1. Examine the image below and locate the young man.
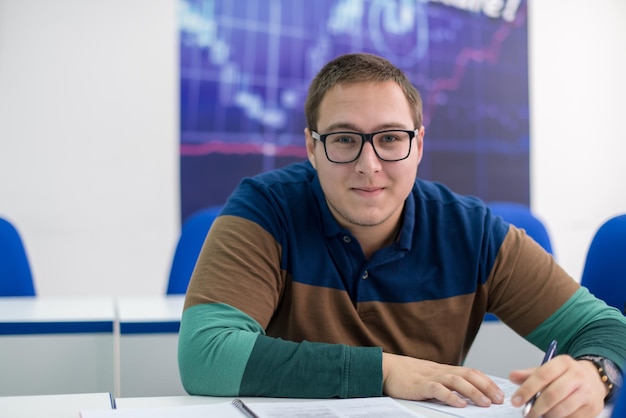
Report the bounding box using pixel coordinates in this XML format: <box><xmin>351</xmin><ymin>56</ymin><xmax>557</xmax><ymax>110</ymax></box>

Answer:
<box><xmin>178</xmin><ymin>53</ymin><xmax>625</xmax><ymax>417</ymax></box>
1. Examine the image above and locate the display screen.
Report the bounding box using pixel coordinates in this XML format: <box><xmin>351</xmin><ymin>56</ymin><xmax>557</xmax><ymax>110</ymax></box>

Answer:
<box><xmin>179</xmin><ymin>0</ymin><xmax>529</xmax><ymax>222</ymax></box>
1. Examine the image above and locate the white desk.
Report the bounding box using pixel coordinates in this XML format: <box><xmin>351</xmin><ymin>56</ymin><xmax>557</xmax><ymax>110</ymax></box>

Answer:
<box><xmin>116</xmin><ymin>296</ymin><xmax>186</xmax><ymax>397</ymax></box>
<box><xmin>0</xmin><ymin>392</ymin><xmax>113</xmax><ymax>418</ymax></box>
<box><xmin>0</xmin><ymin>391</ymin><xmax>612</xmax><ymax>418</ymax></box>
<box><xmin>0</xmin><ymin>297</ymin><xmax>116</xmax><ymax>396</ymax></box>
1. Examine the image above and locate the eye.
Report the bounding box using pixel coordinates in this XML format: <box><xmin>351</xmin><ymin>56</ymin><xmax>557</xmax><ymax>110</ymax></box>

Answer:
<box><xmin>379</xmin><ymin>134</ymin><xmax>399</xmax><ymax>143</ymax></box>
<box><xmin>329</xmin><ymin>133</ymin><xmax>359</xmax><ymax>144</ymax></box>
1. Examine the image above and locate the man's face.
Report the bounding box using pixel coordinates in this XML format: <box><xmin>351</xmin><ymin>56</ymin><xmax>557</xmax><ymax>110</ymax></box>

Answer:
<box><xmin>305</xmin><ymin>81</ymin><xmax>424</xmax><ymax>233</ymax></box>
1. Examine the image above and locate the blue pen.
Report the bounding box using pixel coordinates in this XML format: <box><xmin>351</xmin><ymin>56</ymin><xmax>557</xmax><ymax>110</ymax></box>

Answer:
<box><xmin>522</xmin><ymin>339</ymin><xmax>558</xmax><ymax>417</ymax></box>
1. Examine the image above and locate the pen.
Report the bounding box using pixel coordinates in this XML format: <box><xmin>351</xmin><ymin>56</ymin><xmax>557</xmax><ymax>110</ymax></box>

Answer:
<box><xmin>522</xmin><ymin>339</ymin><xmax>558</xmax><ymax>417</ymax></box>
<box><xmin>232</xmin><ymin>398</ymin><xmax>260</xmax><ymax>418</ymax></box>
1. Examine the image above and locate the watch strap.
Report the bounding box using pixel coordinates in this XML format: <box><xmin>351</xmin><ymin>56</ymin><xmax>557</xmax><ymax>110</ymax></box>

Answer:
<box><xmin>576</xmin><ymin>355</ymin><xmax>621</xmax><ymax>402</ymax></box>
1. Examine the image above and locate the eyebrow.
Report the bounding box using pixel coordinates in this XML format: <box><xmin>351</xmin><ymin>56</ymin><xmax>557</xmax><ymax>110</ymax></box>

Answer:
<box><xmin>320</xmin><ymin>122</ymin><xmax>412</xmax><ymax>133</ymax></box>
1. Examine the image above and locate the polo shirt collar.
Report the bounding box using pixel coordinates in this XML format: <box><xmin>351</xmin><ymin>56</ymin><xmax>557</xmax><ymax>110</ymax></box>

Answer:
<box><xmin>312</xmin><ymin>176</ymin><xmax>343</xmax><ymax>238</ymax></box>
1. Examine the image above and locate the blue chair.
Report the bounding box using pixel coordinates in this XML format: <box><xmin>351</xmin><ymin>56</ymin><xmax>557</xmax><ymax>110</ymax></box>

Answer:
<box><xmin>0</xmin><ymin>216</ymin><xmax>36</xmax><ymax>296</ymax></box>
<box><xmin>166</xmin><ymin>206</ymin><xmax>223</xmax><ymax>295</ymax></box>
<box><xmin>488</xmin><ymin>201</ymin><xmax>554</xmax><ymax>255</ymax></box>
<box><xmin>485</xmin><ymin>202</ymin><xmax>554</xmax><ymax>321</ymax></box>
<box><xmin>581</xmin><ymin>214</ymin><xmax>626</xmax><ymax>314</ymax></box>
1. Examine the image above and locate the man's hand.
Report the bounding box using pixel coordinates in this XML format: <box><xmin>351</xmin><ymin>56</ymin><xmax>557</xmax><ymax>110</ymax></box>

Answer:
<box><xmin>381</xmin><ymin>352</ymin><xmax>505</xmax><ymax>407</ymax></box>
<box><xmin>509</xmin><ymin>355</ymin><xmax>607</xmax><ymax>418</ymax></box>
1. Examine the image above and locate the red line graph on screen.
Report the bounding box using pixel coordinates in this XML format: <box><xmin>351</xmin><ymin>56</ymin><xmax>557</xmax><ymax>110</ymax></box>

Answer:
<box><xmin>422</xmin><ymin>5</ymin><xmax>527</xmax><ymax>127</ymax></box>
<box><xmin>180</xmin><ymin>141</ymin><xmax>307</xmax><ymax>157</ymax></box>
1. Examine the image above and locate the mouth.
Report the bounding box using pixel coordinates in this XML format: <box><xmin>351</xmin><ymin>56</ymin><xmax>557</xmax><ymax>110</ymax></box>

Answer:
<box><xmin>352</xmin><ymin>187</ymin><xmax>385</xmax><ymax>196</ymax></box>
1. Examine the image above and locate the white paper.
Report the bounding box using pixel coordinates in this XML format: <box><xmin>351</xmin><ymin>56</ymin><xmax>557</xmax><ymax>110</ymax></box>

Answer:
<box><xmin>244</xmin><ymin>397</ymin><xmax>428</xmax><ymax>418</ymax></box>
<box><xmin>410</xmin><ymin>375</ymin><xmax>523</xmax><ymax>417</ymax></box>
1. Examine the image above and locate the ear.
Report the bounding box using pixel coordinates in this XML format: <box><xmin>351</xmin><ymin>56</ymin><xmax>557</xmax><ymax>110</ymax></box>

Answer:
<box><xmin>305</xmin><ymin>128</ymin><xmax>317</xmax><ymax>169</ymax></box>
<box><xmin>415</xmin><ymin>125</ymin><xmax>425</xmax><ymax>165</ymax></box>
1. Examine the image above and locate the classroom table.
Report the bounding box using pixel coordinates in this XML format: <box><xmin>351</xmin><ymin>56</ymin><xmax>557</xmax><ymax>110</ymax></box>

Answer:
<box><xmin>0</xmin><ymin>297</ymin><xmax>116</xmax><ymax>396</ymax></box>
<box><xmin>115</xmin><ymin>295</ymin><xmax>186</xmax><ymax>397</ymax></box>
<box><xmin>0</xmin><ymin>296</ymin><xmax>185</xmax><ymax>398</ymax></box>
<box><xmin>0</xmin><ymin>390</ymin><xmax>614</xmax><ymax>417</ymax></box>
<box><xmin>0</xmin><ymin>392</ymin><xmax>113</xmax><ymax>418</ymax></box>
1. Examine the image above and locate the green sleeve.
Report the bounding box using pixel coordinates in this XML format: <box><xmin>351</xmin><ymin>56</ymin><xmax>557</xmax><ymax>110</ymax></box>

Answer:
<box><xmin>178</xmin><ymin>303</ymin><xmax>383</xmax><ymax>397</ymax></box>
<box><xmin>526</xmin><ymin>287</ymin><xmax>626</xmax><ymax>370</ymax></box>
<box><xmin>240</xmin><ymin>334</ymin><xmax>382</xmax><ymax>398</ymax></box>
<box><xmin>178</xmin><ymin>303</ymin><xmax>260</xmax><ymax>395</ymax></box>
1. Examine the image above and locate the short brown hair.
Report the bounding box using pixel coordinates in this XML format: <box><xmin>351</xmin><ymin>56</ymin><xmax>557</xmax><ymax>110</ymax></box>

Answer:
<box><xmin>304</xmin><ymin>53</ymin><xmax>423</xmax><ymax>131</ymax></box>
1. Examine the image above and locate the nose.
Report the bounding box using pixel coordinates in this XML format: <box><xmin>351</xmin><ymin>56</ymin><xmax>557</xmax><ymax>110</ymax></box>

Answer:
<box><xmin>354</xmin><ymin>141</ymin><xmax>382</xmax><ymax>174</ymax></box>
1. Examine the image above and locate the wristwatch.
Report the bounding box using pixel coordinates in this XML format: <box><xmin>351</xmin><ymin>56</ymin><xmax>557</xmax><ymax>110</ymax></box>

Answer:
<box><xmin>576</xmin><ymin>355</ymin><xmax>623</xmax><ymax>402</ymax></box>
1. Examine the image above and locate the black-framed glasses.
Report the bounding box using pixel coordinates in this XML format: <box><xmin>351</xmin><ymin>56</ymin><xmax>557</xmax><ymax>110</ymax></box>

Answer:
<box><xmin>311</xmin><ymin>129</ymin><xmax>418</xmax><ymax>163</ymax></box>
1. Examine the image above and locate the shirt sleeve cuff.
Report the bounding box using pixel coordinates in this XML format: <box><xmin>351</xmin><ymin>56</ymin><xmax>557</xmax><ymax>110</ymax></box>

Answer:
<box><xmin>345</xmin><ymin>346</ymin><xmax>383</xmax><ymax>398</ymax></box>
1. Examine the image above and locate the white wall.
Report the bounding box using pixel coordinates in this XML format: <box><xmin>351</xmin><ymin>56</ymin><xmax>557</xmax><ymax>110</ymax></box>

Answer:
<box><xmin>0</xmin><ymin>0</ymin><xmax>179</xmax><ymax>296</ymax></box>
<box><xmin>0</xmin><ymin>0</ymin><xmax>624</xmax><ymax>297</ymax></box>
<box><xmin>529</xmin><ymin>1</ymin><xmax>626</xmax><ymax>280</ymax></box>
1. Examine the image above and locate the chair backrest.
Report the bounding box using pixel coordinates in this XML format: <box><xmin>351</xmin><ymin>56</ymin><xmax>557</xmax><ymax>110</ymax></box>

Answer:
<box><xmin>0</xmin><ymin>216</ymin><xmax>36</xmax><ymax>297</ymax></box>
<box><xmin>581</xmin><ymin>214</ymin><xmax>626</xmax><ymax>314</ymax></box>
<box><xmin>166</xmin><ymin>206</ymin><xmax>223</xmax><ymax>295</ymax></box>
<box><xmin>488</xmin><ymin>201</ymin><xmax>554</xmax><ymax>255</ymax></box>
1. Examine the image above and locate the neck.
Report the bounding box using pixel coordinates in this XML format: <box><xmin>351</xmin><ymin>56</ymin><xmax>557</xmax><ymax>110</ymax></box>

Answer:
<box><xmin>350</xmin><ymin>216</ymin><xmax>402</xmax><ymax>260</ymax></box>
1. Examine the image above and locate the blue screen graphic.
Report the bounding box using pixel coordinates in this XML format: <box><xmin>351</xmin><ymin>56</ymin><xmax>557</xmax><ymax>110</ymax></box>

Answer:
<box><xmin>179</xmin><ymin>0</ymin><xmax>529</xmax><ymax>221</ymax></box>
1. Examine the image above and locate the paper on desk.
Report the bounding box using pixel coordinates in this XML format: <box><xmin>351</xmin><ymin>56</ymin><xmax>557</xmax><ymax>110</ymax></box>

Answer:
<box><xmin>244</xmin><ymin>397</ymin><xmax>428</xmax><ymax>417</ymax></box>
<box><xmin>79</xmin><ymin>397</ymin><xmax>428</xmax><ymax>418</ymax></box>
<box><xmin>410</xmin><ymin>375</ymin><xmax>523</xmax><ymax>417</ymax></box>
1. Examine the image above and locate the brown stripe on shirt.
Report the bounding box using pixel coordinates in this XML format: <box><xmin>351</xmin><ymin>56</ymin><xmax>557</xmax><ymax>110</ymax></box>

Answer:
<box><xmin>484</xmin><ymin>225</ymin><xmax>580</xmax><ymax>336</ymax></box>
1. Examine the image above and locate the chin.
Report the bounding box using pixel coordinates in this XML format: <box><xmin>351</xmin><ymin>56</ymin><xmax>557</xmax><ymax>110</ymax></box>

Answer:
<box><xmin>345</xmin><ymin>210</ymin><xmax>390</xmax><ymax>228</ymax></box>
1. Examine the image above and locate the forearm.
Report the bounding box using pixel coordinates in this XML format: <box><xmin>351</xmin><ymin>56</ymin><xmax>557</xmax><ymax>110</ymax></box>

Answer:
<box><xmin>178</xmin><ymin>302</ymin><xmax>383</xmax><ymax>398</ymax></box>
<box><xmin>526</xmin><ymin>287</ymin><xmax>626</xmax><ymax>369</ymax></box>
